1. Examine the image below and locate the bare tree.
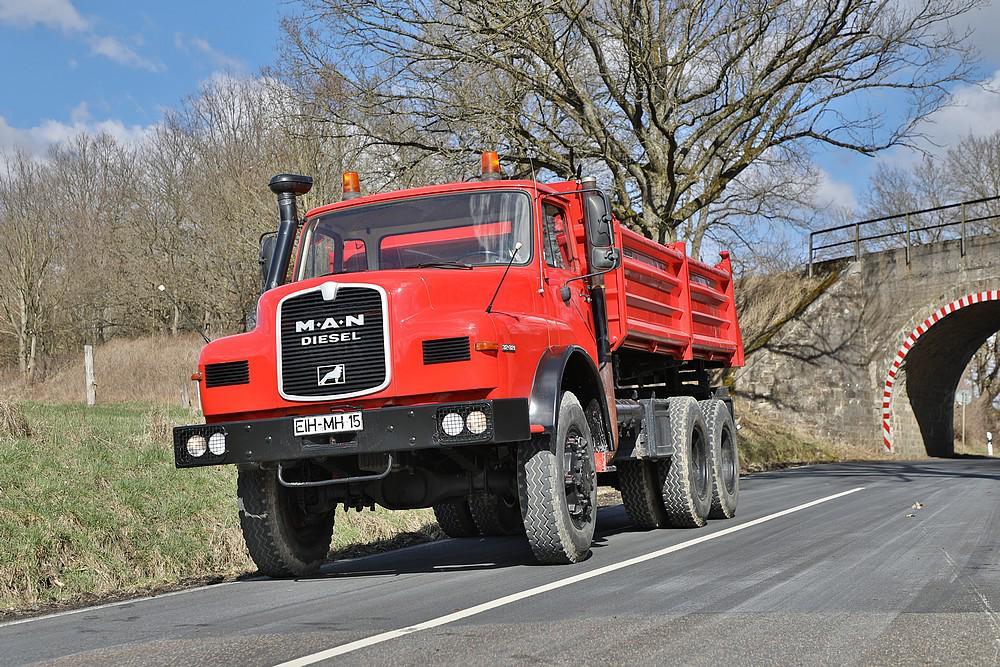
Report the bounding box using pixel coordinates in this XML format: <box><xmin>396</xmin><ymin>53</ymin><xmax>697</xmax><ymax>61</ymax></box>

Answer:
<box><xmin>279</xmin><ymin>0</ymin><xmax>982</xmax><ymax>244</ymax></box>
<box><xmin>0</xmin><ymin>153</ymin><xmax>57</xmax><ymax>379</ymax></box>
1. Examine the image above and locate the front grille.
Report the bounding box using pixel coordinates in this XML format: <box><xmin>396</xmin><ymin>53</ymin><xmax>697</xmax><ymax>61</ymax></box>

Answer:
<box><xmin>204</xmin><ymin>361</ymin><xmax>249</xmax><ymax>388</ymax></box>
<box><xmin>278</xmin><ymin>284</ymin><xmax>388</xmax><ymax>400</ymax></box>
<box><xmin>423</xmin><ymin>336</ymin><xmax>470</xmax><ymax>364</ymax></box>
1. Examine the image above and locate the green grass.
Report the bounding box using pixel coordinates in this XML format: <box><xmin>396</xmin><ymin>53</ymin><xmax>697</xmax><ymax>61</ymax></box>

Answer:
<box><xmin>0</xmin><ymin>403</ymin><xmax>438</xmax><ymax>614</ymax></box>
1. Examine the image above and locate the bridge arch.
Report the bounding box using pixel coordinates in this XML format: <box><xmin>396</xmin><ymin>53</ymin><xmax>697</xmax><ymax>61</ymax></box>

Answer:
<box><xmin>882</xmin><ymin>290</ymin><xmax>1000</xmax><ymax>455</ymax></box>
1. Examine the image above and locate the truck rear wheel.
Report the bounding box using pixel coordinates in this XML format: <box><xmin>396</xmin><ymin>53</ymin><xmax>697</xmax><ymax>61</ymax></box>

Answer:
<box><xmin>469</xmin><ymin>493</ymin><xmax>524</xmax><ymax>536</ymax></box>
<box><xmin>433</xmin><ymin>501</ymin><xmax>480</xmax><ymax>537</ymax></box>
<box><xmin>700</xmin><ymin>399</ymin><xmax>740</xmax><ymax>519</ymax></box>
<box><xmin>236</xmin><ymin>466</ymin><xmax>335</xmax><ymax>577</ymax></box>
<box><xmin>618</xmin><ymin>460</ymin><xmax>668</xmax><ymax>529</ymax></box>
<box><xmin>517</xmin><ymin>391</ymin><xmax>597</xmax><ymax>564</ymax></box>
<box><xmin>658</xmin><ymin>397</ymin><xmax>712</xmax><ymax>528</ymax></box>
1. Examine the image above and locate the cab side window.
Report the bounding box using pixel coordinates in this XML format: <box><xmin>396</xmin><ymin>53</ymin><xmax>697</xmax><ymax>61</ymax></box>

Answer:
<box><xmin>543</xmin><ymin>204</ymin><xmax>571</xmax><ymax>269</ymax></box>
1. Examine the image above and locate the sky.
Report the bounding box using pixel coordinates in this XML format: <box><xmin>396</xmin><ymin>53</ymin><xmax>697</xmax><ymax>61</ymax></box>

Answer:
<box><xmin>2</xmin><ymin>0</ymin><xmax>1000</xmax><ymax>218</ymax></box>
<box><xmin>0</xmin><ymin>0</ymin><xmax>281</xmax><ymax>155</ymax></box>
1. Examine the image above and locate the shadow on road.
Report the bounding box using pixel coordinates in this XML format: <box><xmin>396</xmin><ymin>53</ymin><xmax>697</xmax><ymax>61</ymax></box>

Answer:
<box><xmin>746</xmin><ymin>458</ymin><xmax>1000</xmax><ymax>484</ymax></box>
<box><xmin>307</xmin><ymin>504</ymin><xmax>639</xmax><ymax>580</ymax></box>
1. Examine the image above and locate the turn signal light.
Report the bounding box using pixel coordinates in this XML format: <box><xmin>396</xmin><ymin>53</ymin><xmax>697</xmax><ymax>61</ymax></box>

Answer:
<box><xmin>480</xmin><ymin>151</ymin><xmax>501</xmax><ymax>181</ymax></box>
<box><xmin>475</xmin><ymin>341</ymin><xmax>499</xmax><ymax>352</ymax></box>
<box><xmin>342</xmin><ymin>171</ymin><xmax>361</xmax><ymax>200</ymax></box>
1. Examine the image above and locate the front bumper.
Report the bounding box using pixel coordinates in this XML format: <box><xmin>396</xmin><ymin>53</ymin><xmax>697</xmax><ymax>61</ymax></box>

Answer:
<box><xmin>173</xmin><ymin>398</ymin><xmax>530</xmax><ymax>468</ymax></box>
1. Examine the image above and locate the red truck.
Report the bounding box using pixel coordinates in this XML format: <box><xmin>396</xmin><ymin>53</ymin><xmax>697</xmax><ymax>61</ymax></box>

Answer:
<box><xmin>174</xmin><ymin>153</ymin><xmax>744</xmax><ymax>575</ymax></box>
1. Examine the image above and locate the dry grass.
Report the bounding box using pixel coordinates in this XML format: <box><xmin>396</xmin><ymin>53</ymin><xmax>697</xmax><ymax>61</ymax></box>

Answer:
<box><xmin>7</xmin><ymin>335</ymin><xmax>203</xmax><ymax>406</ymax></box>
<box><xmin>735</xmin><ymin>400</ymin><xmax>890</xmax><ymax>470</ymax></box>
<box><xmin>0</xmin><ymin>400</ymin><xmax>29</xmax><ymax>437</ymax></box>
<box><xmin>735</xmin><ymin>270</ymin><xmax>839</xmax><ymax>357</ymax></box>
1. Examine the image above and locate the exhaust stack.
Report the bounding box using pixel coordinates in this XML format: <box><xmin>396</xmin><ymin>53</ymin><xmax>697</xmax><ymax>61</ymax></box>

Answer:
<box><xmin>265</xmin><ymin>173</ymin><xmax>313</xmax><ymax>291</ymax></box>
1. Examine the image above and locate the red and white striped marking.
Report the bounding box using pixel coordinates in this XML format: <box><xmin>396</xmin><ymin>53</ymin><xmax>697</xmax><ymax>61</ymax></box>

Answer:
<box><xmin>881</xmin><ymin>290</ymin><xmax>1000</xmax><ymax>452</ymax></box>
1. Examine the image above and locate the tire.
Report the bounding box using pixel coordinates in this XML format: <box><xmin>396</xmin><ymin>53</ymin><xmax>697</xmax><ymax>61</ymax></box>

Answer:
<box><xmin>618</xmin><ymin>459</ymin><xmax>668</xmax><ymax>529</ymax></box>
<box><xmin>517</xmin><ymin>391</ymin><xmax>597</xmax><ymax>564</ymax></box>
<box><xmin>700</xmin><ymin>399</ymin><xmax>740</xmax><ymax>519</ymax></box>
<box><xmin>468</xmin><ymin>493</ymin><xmax>524</xmax><ymax>536</ymax></box>
<box><xmin>236</xmin><ymin>466</ymin><xmax>335</xmax><ymax>577</ymax></box>
<box><xmin>433</xmin><ymin>501</ymin><xmax>480</xmax><ymax>537</ymax></box>
<box><xmin>658</xmin><ymin>396</ymin><xmax>712</xmax><ymax>528</ymax></box>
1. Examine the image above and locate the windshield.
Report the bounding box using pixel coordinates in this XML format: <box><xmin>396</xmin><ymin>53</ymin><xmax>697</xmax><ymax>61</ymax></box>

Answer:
<box><xmin>297</xmin><ymin>190</ymin><xmax>532</xmax><ymax>279</ymax></box>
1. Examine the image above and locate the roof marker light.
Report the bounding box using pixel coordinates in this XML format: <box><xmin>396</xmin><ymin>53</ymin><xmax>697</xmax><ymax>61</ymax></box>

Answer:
<box><xmin>342</xmin><ymin>171</ymin><xmax>361</xmax><ymax>200</ymax></box>
<box><xmin>480</xmin><ymin>151</ymin><xmax>501</xmax><ymax>181</ymax></box>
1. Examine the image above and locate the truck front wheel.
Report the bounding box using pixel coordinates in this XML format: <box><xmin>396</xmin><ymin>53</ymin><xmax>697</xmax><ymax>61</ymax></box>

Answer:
<box><xmin>469</xmin><ymin>492</ymin><xmax>524</xmax><ymax>536</ymax></box>
<box><xmin>236</xmin><ymin>466</ymin><xmax>335</xmax><ymax>577</ymax></box>
<box><xmin>517</xmin><ymin>391</ymin><xmax>597</xmax><ymax>564</ymax></box>
<box><xmin>433</xmin><ymin>501</ymin><xmax>480</xmax><ymax>537</ymax></box>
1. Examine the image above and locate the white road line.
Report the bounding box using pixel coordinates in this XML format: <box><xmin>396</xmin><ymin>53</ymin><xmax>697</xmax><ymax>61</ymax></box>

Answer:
<box><xmin>275</xmin><ymin>486</ymin><xmax>866</xmax><ymax>666</ymax></box>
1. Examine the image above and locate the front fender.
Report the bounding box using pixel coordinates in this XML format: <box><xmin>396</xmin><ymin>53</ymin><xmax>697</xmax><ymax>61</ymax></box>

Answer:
<box><xmin>528</xmin><ymin>346</ymin><xmax>613</xmax><ymax>449</ymax></box>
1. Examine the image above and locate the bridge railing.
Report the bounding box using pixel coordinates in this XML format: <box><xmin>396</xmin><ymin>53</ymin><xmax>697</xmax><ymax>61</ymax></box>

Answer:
<box><xmin>807</xmin><ymin>196</ymin><xmax>1000</xmax><ymax>276</ymax></box>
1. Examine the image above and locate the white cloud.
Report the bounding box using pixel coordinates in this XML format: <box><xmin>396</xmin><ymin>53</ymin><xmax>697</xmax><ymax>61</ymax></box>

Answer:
<box><xmin>916</xmin><ymin>70</ymin><xmax>1000</xmax><ymax>150</ymax></box>
<box><xmin>0</xmin><ymin>0</ymin><xmax>87</xmax><ymax>32</ymax></box>
<box><xmin>953</xmin><ymin>3</ymin><xmax>1000</xmax><ymax>67</ymax></box>
<box><xmin>875</xmin><ymin>69</ymin><xmax>1000</xmax><ymax>170</ymax></box>
<box><xmin>89</xmin><ymin>35</ymin><xmax>163</xmax><ymax>72</ymax></box>
<box><xmin>69</xmin><ymin>101</ymin><xmax>89</xmax><ymax>123</ymax></box>
<box><xmin>813</xmin><ymin>168</ymin><xmax>858</xmax><ymax>213</ymax></box>
<box><xmin>174</xmin><ymin>33</ymin><xmax>244</xmax><ymax>71</ymax></box>
<box><xmin>0</xmin><ymin>112</ymin><xmax>154</xmax><ymax>161</ymax></box>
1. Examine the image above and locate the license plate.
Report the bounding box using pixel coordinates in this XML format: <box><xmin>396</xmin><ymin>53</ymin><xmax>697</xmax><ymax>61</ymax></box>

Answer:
<box><xmin>293</xmin><ymin>412</ymin><xmax>363</xmax><ymax>437</ymax></box>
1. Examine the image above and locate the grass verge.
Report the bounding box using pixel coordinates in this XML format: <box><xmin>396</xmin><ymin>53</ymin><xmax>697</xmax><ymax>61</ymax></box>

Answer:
<box><xmin>736</xmin><ymin>404</ymin><xmax>887</xmax><ymax>471</ymax></box>
<box><xmin>0</xmin><ymin>403</ymin><xmax>440</xmax><ymax>617</ymax></box>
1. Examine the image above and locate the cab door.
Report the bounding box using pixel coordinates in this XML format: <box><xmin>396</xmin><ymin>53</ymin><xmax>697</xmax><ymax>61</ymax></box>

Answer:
<box><xmin>540</xmin><ymin>199</ymin><xmax>595</xmax><ymax>349</ymax></box>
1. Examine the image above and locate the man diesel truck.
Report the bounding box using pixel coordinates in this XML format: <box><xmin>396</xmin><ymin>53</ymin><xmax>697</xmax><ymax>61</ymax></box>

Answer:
<box><xmin>173</xmin><ymin>152</ymin><xmax>744</xmax><ymax>574</ymax></box>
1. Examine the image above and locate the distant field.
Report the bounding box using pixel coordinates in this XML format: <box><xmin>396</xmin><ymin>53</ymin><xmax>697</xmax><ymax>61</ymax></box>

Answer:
<box><xmin>0</xmin><ymin>403</ymin><xmax>439</xmax><ymax>615</ymax></box>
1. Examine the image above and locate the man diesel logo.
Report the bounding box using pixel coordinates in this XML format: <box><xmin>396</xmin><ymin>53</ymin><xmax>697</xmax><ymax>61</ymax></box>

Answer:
<box><xmin>317</xmin><ymin>364</ymin><xmax>346</xmax><ymax>386</ymax></box>
<box><xmin>295</xmin><ymin>314</ymin><xmax>365</xmax><ymax>346</ymax></box>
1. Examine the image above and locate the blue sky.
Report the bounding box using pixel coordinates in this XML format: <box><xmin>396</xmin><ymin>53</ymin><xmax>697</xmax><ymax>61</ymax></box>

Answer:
<box><xmin>2</xmin><ymin>0</ymin><xmax>1000</xmax><ymax>218</ymax></box>
<box><xmin>0</xmin><ymin>0</ymin><xmax>281</xmax><ymax>150</ymax></box>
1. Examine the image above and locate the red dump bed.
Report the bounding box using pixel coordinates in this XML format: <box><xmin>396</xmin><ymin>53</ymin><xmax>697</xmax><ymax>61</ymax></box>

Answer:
<box><xmin>603</xmin><ymin>227</ymin><xmax>744</xmax><ymax>366</ymax></box>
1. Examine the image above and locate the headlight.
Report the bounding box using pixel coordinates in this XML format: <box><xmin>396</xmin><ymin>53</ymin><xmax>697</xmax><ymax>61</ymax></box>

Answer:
<box><xmin>441</xmin><ymin>412</ymin><xmax>464</xmax><ymax>436</ymax></box>
<box><xmin>208</xmin><ymin>432</ymin><xmax>226</xmax><ymax>455</ymax></box>
<box><xmin>466</xmin><ymin>411</ymin><xmax>488</xmax><ymax>435</ymax></box>
<box><xmin>186</xmin><ymin>435</ymin><xmax>207</xmax><ymax>457</ymax></box>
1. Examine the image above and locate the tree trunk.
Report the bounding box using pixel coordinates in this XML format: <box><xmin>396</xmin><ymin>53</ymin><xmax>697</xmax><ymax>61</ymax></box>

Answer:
<box><xmin>26</xmin><ymin>333</ymin><xmax>37</xmax><ymax>382</ymax></box>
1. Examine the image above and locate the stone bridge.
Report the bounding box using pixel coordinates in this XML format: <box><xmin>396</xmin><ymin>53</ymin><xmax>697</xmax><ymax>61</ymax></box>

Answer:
<box><xmin>734</xmin><ymin>231</ymin><xmax>1000</xmax><ymax>457</ymax></box>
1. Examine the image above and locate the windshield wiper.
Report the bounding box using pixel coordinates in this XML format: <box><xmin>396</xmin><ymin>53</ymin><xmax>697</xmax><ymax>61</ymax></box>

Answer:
<box><xmin>406</xmin><ymin>261</ymin><xmax>473</xmax><ymax>270</ymax></box>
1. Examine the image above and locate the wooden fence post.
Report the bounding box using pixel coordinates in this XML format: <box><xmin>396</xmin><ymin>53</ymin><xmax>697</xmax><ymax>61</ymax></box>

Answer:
<box><xmin>84</xmin><ymin>345</ymin><xmax>96</xmax><ymax>407</ymax></box>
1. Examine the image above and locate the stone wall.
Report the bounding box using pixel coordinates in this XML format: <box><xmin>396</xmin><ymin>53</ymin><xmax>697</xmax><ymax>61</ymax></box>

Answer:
<box><xmin>734</xmin><ymin>232</ymin><xmax>1000</xmax><ymax>455</ymax></box>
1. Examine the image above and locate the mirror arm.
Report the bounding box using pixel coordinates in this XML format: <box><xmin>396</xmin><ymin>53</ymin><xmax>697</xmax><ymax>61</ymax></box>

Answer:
<box><xmin>563</xmin><ymin>262</ymin><xmax>616</xmax><ymax>287</ymax></box>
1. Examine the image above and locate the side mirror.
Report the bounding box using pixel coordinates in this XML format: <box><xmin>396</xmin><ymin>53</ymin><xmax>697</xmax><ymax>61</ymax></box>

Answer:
<box><xmin>583</xmin><ymin>188</ymin><xmax>620</xmax><ymax>271</ymax></box>
<box><xmin>259</xmin><ymin>232</ymin><xmax>277</xmax><ymax>290</ymax></box>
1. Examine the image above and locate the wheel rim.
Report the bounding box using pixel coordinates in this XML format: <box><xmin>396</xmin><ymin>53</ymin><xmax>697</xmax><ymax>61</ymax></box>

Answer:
<box><xmin>563</xmin><ymin>427</ymin><xmax>594</xmax><ymax>529</ymax></box>
<box><xmin>691</xmin><ymin>427</ymin><xmax>709</xmax><ymax>498</ymax></box>
<box><xmin>721</xmin><ymin>428</ymin><xmax>738</xmax><ymax>494</ymax></box>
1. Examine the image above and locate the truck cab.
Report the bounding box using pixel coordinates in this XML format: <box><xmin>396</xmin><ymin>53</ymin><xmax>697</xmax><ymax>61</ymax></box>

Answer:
<box><xmin>174</xmin><ymin>153</ymin><xmax>744</xmax><ymax>575</ymax></box>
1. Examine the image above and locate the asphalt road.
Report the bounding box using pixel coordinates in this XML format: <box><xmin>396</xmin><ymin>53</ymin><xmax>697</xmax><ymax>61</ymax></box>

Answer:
<box><xmin>3</xmin><ymin>459</ymin><xmax>999</xmax><ymax>666</ymax></box>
